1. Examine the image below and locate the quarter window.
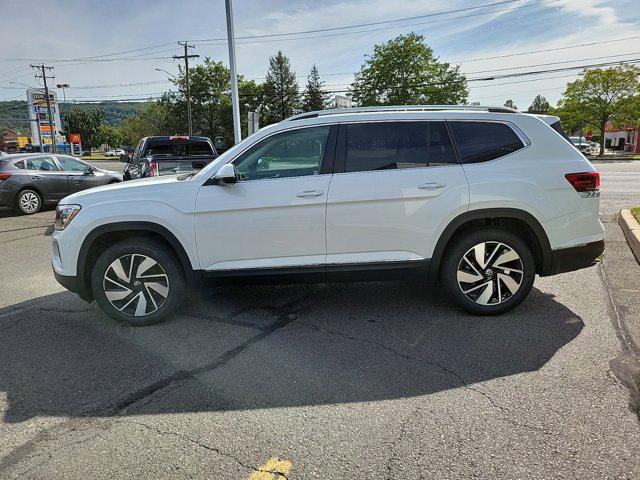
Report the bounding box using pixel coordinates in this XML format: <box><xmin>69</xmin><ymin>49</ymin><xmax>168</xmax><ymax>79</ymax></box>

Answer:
<box><xmin>449</xmin><ymin>122</ymin><xmax>525</xmax><ymax>163</ymax></box>
<box><xmin>344</xmin><ymin>122</ymin><xmax>456</xmax><ymax>173</ymax></box>
<box><xmin>234</xmin><ymin>126</ymin><xmax>330</xmax><ymax>181</ymax></box>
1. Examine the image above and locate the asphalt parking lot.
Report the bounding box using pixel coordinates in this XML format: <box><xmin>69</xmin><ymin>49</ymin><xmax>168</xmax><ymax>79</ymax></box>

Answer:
<box><xmin>1</xmin><ymin>160</ymin><xmax>639</xmax><ymax>479</ymax></box>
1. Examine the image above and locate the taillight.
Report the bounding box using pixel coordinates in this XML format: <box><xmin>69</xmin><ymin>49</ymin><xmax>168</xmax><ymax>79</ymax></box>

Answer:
<box><xmin>565</xmin><ymin>171</ymin><xmax>600</xmax><ymax>192</ymax></box>
<box><xmin>149</xmin><ymin>162</ymin><xmax>158</xmax><ymax>176</ymax></box>
<box><xmin>169</xmin><ymin>135</ymin><xmax>189</xmax><ymax>141</ymax></box>
<box><xmin>0</xmin><ymin>173</ymin><xmax>11</xmax><ymax>182</ymax></box>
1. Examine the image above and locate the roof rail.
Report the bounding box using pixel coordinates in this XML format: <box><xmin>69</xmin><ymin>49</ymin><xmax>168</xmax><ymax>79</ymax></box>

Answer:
<box><xmin>285</xmin><ymin>105</ymin><xmax>518</xmax><ymax>122</ymax></box>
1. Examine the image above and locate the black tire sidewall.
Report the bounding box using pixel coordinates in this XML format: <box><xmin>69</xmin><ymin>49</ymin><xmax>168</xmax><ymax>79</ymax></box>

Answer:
<box><xmin>91</xmin><ymin>238</ymin><xmax>185</xmax><ymax>326</ymax></box>
<box><xmin>441</xmin><ymin>228</ymin><xmax>535</xmax><ymax>315</ymax></box>
<box><xmin>15</xmin><ymin>189</ymin><xmax>41</xmax><ymax>214</ymax></box>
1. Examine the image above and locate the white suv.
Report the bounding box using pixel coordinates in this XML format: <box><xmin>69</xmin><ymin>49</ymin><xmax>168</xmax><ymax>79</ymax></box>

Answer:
<box><xmin>51</xmin><ymin>106</ymin><xmax>604</xmax><ymax>325</ymax></box>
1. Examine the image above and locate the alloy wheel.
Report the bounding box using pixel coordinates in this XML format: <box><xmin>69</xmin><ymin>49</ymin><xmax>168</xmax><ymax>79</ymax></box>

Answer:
<box><xmin>19</xmin><ymin>192</ymin><xmax>39</xmax><ymax>213</ymax></box>
<box><xmin>103</xmin><ymin>254</ymin><xmax>169</xmax><ymax>317</ymax></box>
<box><xmin>456</xmin><ymin>241</ymin><xmax>524</xmax><ymax>305</ymax></box>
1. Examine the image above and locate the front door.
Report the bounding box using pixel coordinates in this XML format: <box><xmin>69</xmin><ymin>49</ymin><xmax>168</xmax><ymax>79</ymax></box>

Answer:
<box><xmin>326</xmin><ymin>121</ymin><xmax>469</xmax><ymax>266</ymax></box>
<box><xmin>55</xmin><ymin>155</ymin><xmax>102</xmax><ymax>193</ymax></box>
<box><xmin>194</xmin><ymin>125</ymin><xmax>336</xmax><ymax>272</ymax></box>
<box><xmin>24</xmin><ymin>155</ymin><xmax>68</xmax><ymax>201</ymax></box>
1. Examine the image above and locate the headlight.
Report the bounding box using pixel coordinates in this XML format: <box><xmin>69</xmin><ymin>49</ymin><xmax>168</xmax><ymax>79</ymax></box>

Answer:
<box><xmin>54</xmin><ymin>204</ymin><xmax>81</xmax><ymax>231</ymax></box>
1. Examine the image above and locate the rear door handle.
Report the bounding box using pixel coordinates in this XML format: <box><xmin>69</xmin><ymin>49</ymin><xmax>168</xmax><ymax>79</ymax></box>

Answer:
<box><xmin>417</xmin><ymin>182</ymin><xmax>446</xmax><ymax>190</ymax></box>
<box><xmin>296</xmin><ymin>190</ymin><xmax>324</xmax><ymax>198</ymax></box>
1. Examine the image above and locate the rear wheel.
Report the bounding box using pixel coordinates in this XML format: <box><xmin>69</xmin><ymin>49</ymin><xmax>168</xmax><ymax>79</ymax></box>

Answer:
<box><xmin>441</xmin><ymin>228</ymin><xmax>535</xmax><ymax>315</ymax></box>
<box><xmin>15</xmin><ymin>189</ymin><xmax>41</xmax><ymax>214</ymax></box>
<box><xmin>91</xmin><ymin>238</ymin><xmax>185</xmax><ymax>326</ymax></box>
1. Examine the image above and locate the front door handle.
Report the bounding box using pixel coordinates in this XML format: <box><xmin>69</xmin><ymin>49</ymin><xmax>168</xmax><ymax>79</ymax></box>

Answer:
<box><xmin>296</xmin><ymin>190</ymin><xmax>324</xmax><ymax>198</ymax></box>
<box><xmin>417</xmin><ymin>182</ymin><xmax>446</xmax><ymax>190</ymax></box>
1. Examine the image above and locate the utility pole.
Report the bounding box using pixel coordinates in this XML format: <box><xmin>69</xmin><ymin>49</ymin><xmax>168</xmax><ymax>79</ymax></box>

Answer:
<box><xmin>173</xmin><ymin>42</ymin><xmax>199</xmax><ymax>135</ymax></box>
<box><xmin>31</xmin><ymin>64</ymin><xmax>56</xmax><ymax>153</ymax></box>
<box><xmin>225</xmin><ymin>0</ymin><xmax>242</xmax><ymax>144</ymax></box>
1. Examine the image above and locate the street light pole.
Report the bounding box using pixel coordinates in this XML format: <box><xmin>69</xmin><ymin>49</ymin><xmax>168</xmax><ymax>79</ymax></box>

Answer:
<box><xmin>56</xmin><ymin>83</ymin><xmax>69</xmax><ymax>133</ymax></box>
<box><xmin>225</xmin><ymin>0</ymin><xmax>242</xmax><ymax>145</ymax></box>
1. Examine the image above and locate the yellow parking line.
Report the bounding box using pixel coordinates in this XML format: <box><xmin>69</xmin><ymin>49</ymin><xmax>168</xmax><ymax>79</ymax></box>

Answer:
<box><xmin>245</xmin><ymin>456</ymin><xmax>292</xmax><ymax>480</ymax></box>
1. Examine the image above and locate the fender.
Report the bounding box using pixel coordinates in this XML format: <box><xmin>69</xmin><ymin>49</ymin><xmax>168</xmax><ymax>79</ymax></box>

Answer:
<box><xmin>76</xmin><ymin>221</ymin><xmax>198</xmax><ymax>300</ymax></box>
<box><xmin>428</xmin><ymin>208</ymin><xmax>552</xmax><ymax>280</ymax></box>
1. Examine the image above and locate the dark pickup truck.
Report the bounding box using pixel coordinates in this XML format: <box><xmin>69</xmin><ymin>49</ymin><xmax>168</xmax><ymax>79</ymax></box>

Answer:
<box><xmin>122</xmin><ymin>136</ymin><xmax>218</xmax><ymax>180</ymax></box>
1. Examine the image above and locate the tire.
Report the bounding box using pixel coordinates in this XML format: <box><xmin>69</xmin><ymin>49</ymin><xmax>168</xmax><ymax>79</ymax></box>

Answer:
<box><xmin>91</xmin><ymin>237</ymin><xmax>185</xmax><ymax>326</ymax></box>
<box><xmin>15</xmin><ymin>189</ymin><xmax>42</xmax><ymax>214</ymax></box>
<box><xmin>440</xmin><ymin>227</ymin><xmax>535</xmax><ymax>315</ymax></box>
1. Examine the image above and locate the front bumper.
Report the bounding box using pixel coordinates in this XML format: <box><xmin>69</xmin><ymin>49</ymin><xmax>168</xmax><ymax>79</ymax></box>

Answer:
<box><xmin>53</xmin><ymin>265</ymin><xmax>92</xmax><ymax>302</ymax></box>
<box><xmin>547</xmin><ymin>240</ymin><xmax>605</xmax><ymax>276</ymax></box>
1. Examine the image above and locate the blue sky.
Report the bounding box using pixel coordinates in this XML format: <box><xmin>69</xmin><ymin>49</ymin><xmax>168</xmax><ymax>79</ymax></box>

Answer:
<box><xmin>1</xmin><ymin>0</ymin><xmax>639</xmax><ymax>109</ymax></box>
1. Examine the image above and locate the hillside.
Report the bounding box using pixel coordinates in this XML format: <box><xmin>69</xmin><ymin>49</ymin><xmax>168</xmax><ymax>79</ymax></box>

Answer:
<box><xmin>0</xmin><ymin>100</ymin><xmax>147</xmax><ymax>133</ymax></box>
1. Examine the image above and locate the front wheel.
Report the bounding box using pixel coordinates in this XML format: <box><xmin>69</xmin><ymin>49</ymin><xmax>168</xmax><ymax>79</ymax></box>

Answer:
<box><xmin>441</xmin><ymin>228</ymin><xmax>536</xmax><ymax>315</ymax></box>
<box><xmin>91</xmin><ymin>238</ymin><xmax>185</xmax><ymax>326</ymax></box>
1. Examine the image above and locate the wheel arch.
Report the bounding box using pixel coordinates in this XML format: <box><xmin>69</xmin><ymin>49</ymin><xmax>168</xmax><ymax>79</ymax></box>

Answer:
<box><xmin>429</xmin><ymin>208</ymin><xmax>552</xmax><ymax>280</ymax></box>
<box><xmin>76</xmin><ymin>221</ymin><xmax>198</xmax><ymax>301</ymax></box>
<box><xmin>16</xmin><ymin>184</ymin><xmax>45</xmax><ymax>205</ymax></box>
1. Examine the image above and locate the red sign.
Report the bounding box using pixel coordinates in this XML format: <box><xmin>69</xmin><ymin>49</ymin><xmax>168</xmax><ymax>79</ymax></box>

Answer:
<box><xmin>69</xmin><ymin>133</ymin><xmax>81</xmax><ymax>143</ymax></box>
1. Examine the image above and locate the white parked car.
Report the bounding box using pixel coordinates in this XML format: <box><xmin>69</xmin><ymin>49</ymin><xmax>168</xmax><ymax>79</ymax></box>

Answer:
<box><xmin>52</xmin><ymin>105</ymin><xmax>604</xmax><ymax>325</ymax></box>
<box><xmin>569</xmin><ymin>137</ymin><xmax>593</xmax><ymax>155</ymax></box>
<box><xmin>104</xmin><ymin>149</ymin><xmax>125</xmax><ymax>157</ymax></box>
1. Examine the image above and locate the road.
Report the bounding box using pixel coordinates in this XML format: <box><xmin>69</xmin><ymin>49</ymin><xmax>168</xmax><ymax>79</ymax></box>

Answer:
<box><xmin>0</xmin><ymin>160</ymin><xmax>639</xmax><ymax>479</ymax></box>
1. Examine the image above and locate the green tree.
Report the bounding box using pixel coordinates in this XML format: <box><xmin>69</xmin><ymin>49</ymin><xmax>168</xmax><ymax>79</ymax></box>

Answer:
<box><xmin>350</xmin><ymin>32</ymin><xmax>468</xmax><ymax>106</ymax></box>
<box><xmin>504</xmin><ymin>99</ymin><xmax>518</xmax><ymax>110</ymax></box>
<box><xmin>527</xmin><ymin>95</ymin><xmax>550</xmax><ymax>114</ymax></box>
<box><xmin>98</xmin><ymin>124</ymin><xmax>122</xmax><ymax>148</ymax></box>
<box><xmin>64</xmin><ymin>107</ymin><xmax>104</xmax><ymax>148</ymax></box>
<box><xmin>160</xmin><ymin>58</ymin><xmax>264</xmax><ymax>147</ymax></box>
<box><xmin>301</xmin><ymin>64</ymin><xmax>330</xmax><ymax>112</ymax></box>
<box><xmin>115</xmin><ymin>101</ymin><xmax>174</xmax><ymax>147</ymax></box>
<box><xmin>262</xmin><ymin>51</ymin><xmax>300</xmax><ymax>124</ymax></box>
<box><xmin>560</xmin><ymin>65</ymin><xmax>640</xmax><ymax>156</ymax></box>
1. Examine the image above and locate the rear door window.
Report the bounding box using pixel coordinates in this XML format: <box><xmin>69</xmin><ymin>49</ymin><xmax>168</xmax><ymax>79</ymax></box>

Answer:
<box><xmin>25</xmin><ymin>156</ymin><xmax>59</xmax><ymax>171</ymax></box>
<box><xmin>344</xmin><ymin>122</ymin><xmax>456</xmax><ymax>173</ymax></box>
<box><xmin>449</xmin><ymin>122</ymin><xmax>525</xmax><ymax>163</ymax></box>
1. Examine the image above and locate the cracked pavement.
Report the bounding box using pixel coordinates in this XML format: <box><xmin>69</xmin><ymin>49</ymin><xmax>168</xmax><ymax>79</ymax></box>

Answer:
<box><xmin>0</xmin><ymin>160</ymin><xmax>639</xmax><ymax>479</ymax></box>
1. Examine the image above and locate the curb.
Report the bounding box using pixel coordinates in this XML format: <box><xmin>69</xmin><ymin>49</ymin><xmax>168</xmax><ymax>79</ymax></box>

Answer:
<box><xmin>618</xmin><ymin>209</ymin><xmax>640</xmax><ymax>264</ymax></box>
<box><xmin>611</xmin><ymin>354</ymin><xmax>640</xmax><ymax>417</ymax></box>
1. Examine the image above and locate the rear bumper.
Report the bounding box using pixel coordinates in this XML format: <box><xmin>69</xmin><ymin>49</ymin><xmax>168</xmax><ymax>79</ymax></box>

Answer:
<box><xmin>545</xmin><ymin>240</ymin><xmax>605</xmax><ymax>276</ymax></box>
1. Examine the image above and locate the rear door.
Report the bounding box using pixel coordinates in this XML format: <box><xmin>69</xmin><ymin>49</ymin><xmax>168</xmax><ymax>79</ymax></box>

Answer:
<box><xmin>24</xmin><ymin>155</ymin><xmax>68</xmax><ymax>201</ymax></box>
<box><xmin>325</xmin><ymin>121</ymin><xmax>469</xmax><ymax>266</ymax></box>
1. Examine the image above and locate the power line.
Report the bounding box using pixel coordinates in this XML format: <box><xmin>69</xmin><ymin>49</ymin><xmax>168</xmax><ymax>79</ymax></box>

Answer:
<box><xmin>195</xmin><ymin>0</ymin><xmax>560</xmax><ymax>46</ymax></box>
<box><xmin>194</xmin><ymin>0</ymin><xmax>526</xmax><ymax>42</ymax></box>
<box><xmin>454</xmin><ymin>35</ymin><xmax>640</xmax><ymax>63</ymax></box>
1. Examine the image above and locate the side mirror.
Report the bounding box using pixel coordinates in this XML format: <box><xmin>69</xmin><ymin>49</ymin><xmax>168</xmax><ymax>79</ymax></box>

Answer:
<box><xmin>212</xmin><ymin>163</ymin><xmax>237</xmax><ymax>185</ymax></box>
<box><xmin>119</xmin><ymin>154</ymin><xmax>131</xmax><ymax>163</ymax></box>
<box><xmin>83</xmin><ymin>167</ymin><xmax>94</xmax><ymax>175</ymax></box>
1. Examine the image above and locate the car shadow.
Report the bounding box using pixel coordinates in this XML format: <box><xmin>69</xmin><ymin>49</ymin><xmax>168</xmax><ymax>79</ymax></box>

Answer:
<box><xmin>0</xmin><ymin>282</ymin><xmax>583</xmax><ymax>423</ymax></box>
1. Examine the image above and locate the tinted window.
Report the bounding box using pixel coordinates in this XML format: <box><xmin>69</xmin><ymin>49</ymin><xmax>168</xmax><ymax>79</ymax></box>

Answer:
<box><xmin>550</xmin><ymin>120</ymin><xmax>572</xmax><ymax>144</ymax></box>
<box><xmin>345</xmin><ymin>122</ymin><xmax>455</xmax><ymax>173</ymax></box>
<box><xmin>25</xmin><ymin>156</ymin><xmax>58</xmax><ymax>171</ymax></box>
<box><xmin>145</xmin><ymin>140</ymin><xmax>214</xmax><ymax>157</ymax></box>
<box><xmin>449</xmin><ymin>122</ymin><xmax>524</xmax><ymax>163</ymax></box>
<box><xmin>234</xmin><ymin>126</ymin><xmax>330</xmax><ymax>181</ymax></box>
<box><xmin>57</xmin><ymin>156</ymin><xmax>90</xmax><ymax>172</ymax></box>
